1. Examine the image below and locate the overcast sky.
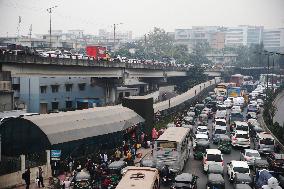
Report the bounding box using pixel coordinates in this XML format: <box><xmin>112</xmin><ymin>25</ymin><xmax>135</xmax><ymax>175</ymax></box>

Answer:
<box><xmin>0</xmin><ymin>0</ymin><xmax>284</xmax><ymax>38</ymax></box>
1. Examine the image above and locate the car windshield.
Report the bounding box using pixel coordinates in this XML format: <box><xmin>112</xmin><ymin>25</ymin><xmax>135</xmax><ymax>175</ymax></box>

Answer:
<box><xmin>215</xmin><ymin>129</ymin><xmax>226</xmax><ymax>134</ymax></box>
<box><xmin>246</xmin><ymin>152</ymin><xmax>260</xmax><ymax>157</ymax></box>
<box><xmin>216</xmin><ymin>121</ymin><xmax>226</xmax><ymax>126</ymax></box>
<box><xmin>236</xmin><ymin>134</ymin><xmax>249</xmax><ymax>139</ymax></box>
<box><xmin>233</xmin><ymin>167</ymin><xmax>249</xmax><ymax>173</ymax></box>
<box><xmin>198</xmin><ymin>128</ymin><xmax>207</xmax><ymax>132</ymax></box>
<box><xmin>231</xmin><ymin>113</ymin><xmax>243</xmax><ymax>118</ymax></box>
<box><xmin>207</xmin><ymin>154</ymin><xmax>222</xmax><ymax>162</ymax></box>
<box><xmin>197</xmin><ymin>138</ymin><xmax>208</xmax><ymax>142</ymax></box>
<box><xmin>260</xmin><ymin>138</ymin><xmax>274</xmax><ymax>145</ymax></box>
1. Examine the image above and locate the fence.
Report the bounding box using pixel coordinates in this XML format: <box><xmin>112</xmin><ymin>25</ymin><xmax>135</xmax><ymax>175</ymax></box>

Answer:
<box><xmin>25</xmin><ymin>151</ymin><xmax>47</xmax><ymax>169</ymax></box>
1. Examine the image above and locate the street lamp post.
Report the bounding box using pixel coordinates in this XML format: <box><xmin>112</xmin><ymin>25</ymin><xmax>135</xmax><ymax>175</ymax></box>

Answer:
<box><xmin>47</xmin><ymin>6</ymin><xmax>57</xmax><ymax>49</ymax></box>
<box><xmin>113</xmin><ymin>23</ymin><xmax>123</xmax><ymax>51</ymax></box>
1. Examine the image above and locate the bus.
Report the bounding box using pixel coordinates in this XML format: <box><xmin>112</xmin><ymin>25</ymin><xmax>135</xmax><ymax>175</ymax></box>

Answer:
<box><xmin>153</xmin><ymin>127</ymin><xmax>190</xmax><ymax>173</ymax></box>
<box><xmin>116</xmin><ymin>167</ymin><xmax>160</xmax><ymax>189</ymax></box>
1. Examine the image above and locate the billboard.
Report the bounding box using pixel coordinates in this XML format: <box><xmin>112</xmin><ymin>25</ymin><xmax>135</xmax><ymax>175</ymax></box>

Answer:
<box><xmin>227</xmin><ymin>87</ymin><xmax>241</xmax><ymax>97</ymax></box>
<box><xmin>86</xmin><ymin>46</ymin><xmax>107</xmax><ymax>59</ymax></box>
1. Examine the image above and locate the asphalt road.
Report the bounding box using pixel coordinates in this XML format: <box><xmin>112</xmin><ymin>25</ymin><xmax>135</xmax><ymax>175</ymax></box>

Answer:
<box><xmin>161</xmin><ymin>108</ymin><xmax>254</xmax><ymax>189</ymax></box>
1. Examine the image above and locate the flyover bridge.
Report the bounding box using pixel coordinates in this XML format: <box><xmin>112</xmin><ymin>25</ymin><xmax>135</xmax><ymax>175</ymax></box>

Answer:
<box><xmin>0</xmin><ymin>54</ymin><xmax>188</xmax><ymax>78</ymax></box>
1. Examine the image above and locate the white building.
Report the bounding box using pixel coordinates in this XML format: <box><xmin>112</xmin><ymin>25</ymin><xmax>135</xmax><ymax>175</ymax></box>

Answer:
<box><xmin>263</xmin><ymin>28</ymin><xmax>284</xmax><ymax>53</ymax></box>
<box><xmin>225</xmin><ymin>25</ymin><xmax>263</xmax><ymax>47</ymax></box>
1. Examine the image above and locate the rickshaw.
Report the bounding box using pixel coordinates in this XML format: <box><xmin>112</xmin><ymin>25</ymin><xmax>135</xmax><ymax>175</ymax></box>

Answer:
<box><xmin>208</xmin><ymin>164</ymin><xmax>224</xmax><ymax>176</ymax></box>
<box><xmin>194</xmin><ymin>104</ymin><xmax>205</xmax><ymax>116</ymax></box>
<box><xmin>217</xmin><ymin>135</ymin><xmax>231</xmax><ymax>154</ymax></box>
<box><xmin>235</xmin><ymin>184</ymin><xmax>252</xmax><ymax>189</ymax></box>
<box><xmin>72</xmin><ymin>170</ymin><xmax>93</xmax><ymax>189</ymax></box>
<box><xmin>198</xmin><ymin>113</ymin><xmax>208</xmax><ymax>125</ymax></box>
<box><xmin>206</xmin><ymin>173</ymin><xmax>225</xmax><ymax>189</ymax></box>
<box><xmin>253</xmin><ymin>159</ymin><xmax>269</xmax><ymax>173</ymax></box>
<box><xmin>108</xmin><ymin>161</ymin><xmax>127</xmax><ymax>185</ymax></box>
<box><xmin>233</xmin><ymin>173</ymin><xmax>253</xmax><ymax>188</ymax></box>
<box><xmin>170</xmin><ymin>173</ymin><xmax>198</xmax><ymax>189</ymax></box>
<box><xmin>193</xmin><ymin>141</ymin><xmax>210</xmax><ymax>160</ymax></box>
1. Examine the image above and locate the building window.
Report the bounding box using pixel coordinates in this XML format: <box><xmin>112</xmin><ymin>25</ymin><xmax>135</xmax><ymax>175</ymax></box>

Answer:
<box><xmin>66</xmin><ymin>101</ymin><xmax>72</xmax><ymax>109</ymax></box>
<box><xmin>40</xmin><ymin>86</ymin><xmax>47</xmax><ymax>93</ymax></box>
<box><xmin>52</xmin><ymin>102</ymin><xmax>59</xmax><ymax>110</ymax></box>
<box><xmin>65</xmin><ymin>84</ymin><xmax>73</xmax><ymax>92</ymax></box>
<box><xmin>78</xmin><ymin>83</ymin><xmax>86</xmax><ymax>91</ymax></box>
<box><xmin>51</xmin><ymin>85</ymin><xmax>59</xmax><ymax>93</ymax></box>
<box><xmin>125</xmin><ymin>92</ymin><xmax>130</xmax><ymax>97</ymax></box>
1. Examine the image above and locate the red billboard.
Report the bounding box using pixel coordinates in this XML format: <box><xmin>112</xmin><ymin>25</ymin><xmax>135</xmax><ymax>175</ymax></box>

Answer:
<box><xmin>86</xmin><ymin>46</ymin><xmax>107</xmax><ymax>59</ymax></box>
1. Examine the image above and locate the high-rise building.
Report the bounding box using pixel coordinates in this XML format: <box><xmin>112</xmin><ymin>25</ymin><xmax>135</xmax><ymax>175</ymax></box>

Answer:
<box><xmin>263</xmin><ymin>28</ymin><xmax>284</xmax><ymax>52</ymax></box>
<box><xmin>225</xmin><ymin>25</ymin><xmax>263</xmax><ymax>47</ymax></box>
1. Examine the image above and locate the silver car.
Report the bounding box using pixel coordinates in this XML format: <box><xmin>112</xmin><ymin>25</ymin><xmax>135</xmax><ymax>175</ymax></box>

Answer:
<box><xmin>240</xmin><ymin>149</ymin><xmax>261</xmax><ymax>166</ymax></box>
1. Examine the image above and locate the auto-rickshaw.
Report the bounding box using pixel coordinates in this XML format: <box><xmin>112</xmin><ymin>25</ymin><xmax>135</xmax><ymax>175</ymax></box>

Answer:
<box><xmin>253</xmin><ymin>159</ymin><xmax>269</xmax><ymax>173</ymax></box>
<box><xmin>208</xmin><ymin>164</ymin><xmax>224</xmax><ymax>175</ymax></box>
<box><xmin>72</xmin><ymin>170</ymin><xmax>93</xmax><ymax>189</ymax></box>
<box><xmin>193</xmin><ymin>141</ymin><xmax>210</xmax><ymax>160</ymax></box>
<box><xmin>217</xmin><ymin>135</ymin><xmax>231</xmax><ymax>154</ymax></box>
<box><xmin>170</xmin><ymin>173</ymin><xmax>198</xmax><ymax>189</ymax></box>
<box><xmin>194</xmin><ymin>103</ymin><xmax>205</xmax><ymax>116</ymax></box>
<box><xmin>108</xmin><ymin>161</ymin><xmax>127</xmax><ymax>185</ymax></box>
<box><xmin>235</xmin><ymin>184</ymin><xmax>252</xmax><ymax>189</ymax></box>
<box><xmin>233</xmin><ymin>173</ymin><xmax>253</xmax><ymax>188</ymax></box>
<box><xmin>206</xmin><ymin>173</ymin><xmax>225</xmax><ymax>189</ymax></box>
<box><xmin>198</xmin><ymin>113</ymin><xmax>208</xmax><ymax>125</ymax></box>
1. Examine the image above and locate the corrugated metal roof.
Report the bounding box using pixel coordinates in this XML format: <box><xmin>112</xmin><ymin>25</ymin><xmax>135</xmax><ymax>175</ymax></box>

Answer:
<box><xmin>23</xmin><ymin>106</ymin><xmax>144</xmax><ymax>145</ymax></box>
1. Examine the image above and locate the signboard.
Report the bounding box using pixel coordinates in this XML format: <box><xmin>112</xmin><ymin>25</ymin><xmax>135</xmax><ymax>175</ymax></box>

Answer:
<box><xmin>51</xmin><ymin>150</ymin><xmax>61</xmax><ymax>161</ymax></box>
<box><xmin>227</xmin><ymin>87</ymin><xmax>241</xmax><ymax>97</ymax></box>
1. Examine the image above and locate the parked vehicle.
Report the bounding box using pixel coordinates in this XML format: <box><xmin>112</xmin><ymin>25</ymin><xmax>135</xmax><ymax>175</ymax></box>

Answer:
<box><xmin>206</xmin><ymin>173</ymin><xmax>225</xmax><ymax>189</ymax></box>
<box><xmin>170</xmin><ymin>173</ymin><xmax>198</xmax><ymax>189</ymax></box>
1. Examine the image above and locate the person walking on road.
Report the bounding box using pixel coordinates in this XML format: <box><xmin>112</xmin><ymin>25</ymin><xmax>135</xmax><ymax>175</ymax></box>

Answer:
<box><xmin>22</xmin><ymin>168</ymin><xmax>31</xmax><ymax>189</ymax></box>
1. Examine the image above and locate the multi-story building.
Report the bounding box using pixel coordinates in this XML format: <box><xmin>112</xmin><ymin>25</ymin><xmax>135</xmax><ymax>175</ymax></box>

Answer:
<box><xmin>15</xmin><ymin>77</ymin><xmax>105</xmax><ymax>113</ymax></box>
<box><xmin>210</xmin><ymin>32</ymin><xmax>225</xmax><ymax>50</ymax></box>
<box><xmin>98</xmin><ymin>29</ymin><xmax>133</xmax><ymax>43</ymax></box>
<box><xmin>225</xmin><ymin>25</ymin><xmax>263</xmax><ymax>47</ymax></box>
<box><xmin>263</xmin><ymin>28</ymin><xmax>284</xmax><ymax>53</ymax></box>
<box><xmin>0</xmin><ymin>71</ymin><xmax>13</xmax><ymax>111</ymax></box>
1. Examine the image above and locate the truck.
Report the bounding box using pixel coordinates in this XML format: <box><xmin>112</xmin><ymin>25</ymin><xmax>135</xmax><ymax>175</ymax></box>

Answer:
<box><xmin>85</xmin><ymin>46</ymin><xmax>107</xmax><ymax>60</ymax></box>
<box><xmin>227</xmin><ymin>87</ymin><xmax>241</xmax><ymax>98</ymax></box>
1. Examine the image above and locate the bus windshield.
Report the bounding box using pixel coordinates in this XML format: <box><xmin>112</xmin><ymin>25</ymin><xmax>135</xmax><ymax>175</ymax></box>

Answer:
<box><xmin>157</xmin><ymin>141</ymin><xmax>177</xmax><ymax>149</ymax></box>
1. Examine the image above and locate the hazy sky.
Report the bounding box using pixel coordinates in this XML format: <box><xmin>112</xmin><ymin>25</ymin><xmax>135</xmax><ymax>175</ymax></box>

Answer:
<box><xmin>0</xmin><ymin>0</ymin><xmax>284</xmax><ymax>37</ymax></box>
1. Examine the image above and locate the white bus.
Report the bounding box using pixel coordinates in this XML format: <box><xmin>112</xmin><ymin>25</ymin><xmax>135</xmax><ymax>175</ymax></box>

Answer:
<box><xmin>116</xmin><ymin>167</ymin><xmax>160</xmax><ymax>189</ymax></box>
<box><xmin>153</xmin><ymin>127</ymin><xmax>190</xmax><ymax>173</ymax></box>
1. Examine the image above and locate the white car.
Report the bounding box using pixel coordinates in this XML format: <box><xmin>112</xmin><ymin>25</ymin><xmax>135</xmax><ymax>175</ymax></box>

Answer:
<box><xmin>231</xmin><ymin>106</ymin><xmax>242</xmax><ymax>113</ymax></box>
<box><xmin>224</xmin><ymin>99</ymin><xmax>232</xmax><ymax>108</ymax></box>
<box><xmin>193</xmin><ymin>134</ymin><xmax>209</xmax><ymax>147</ymax></box>
<box><xmin>227</xmin><ymin>160</ymin><xmax>250</xmax><ymax>181</ymax></box>
<box><xmin>231</xmin><ymin>130</ymin><xmax>250</xmax><ymax>148</ymax></box>
<box><xmin>213</xmin><ymin>119</ymin><xmax>227</xmax><ymax>129</ymax></box>
<box><xmin>256</xmin><ymin>99</ymin><xmax>264</xmax><ymax>107</ymax></box>
<box><xmin>240</xmin><ymin>149</ymin><xmax>261</xmax><ymax>166</ymax></box>
<box><xmin>234</xmin><ymin>121</ymin><xmax>249</xmax><ymax>133</ymax></box>
<box><xmin>203</xmin><ymin>149</ymin><xmax>224</xmax><ymax>172</ymax></box>
<box><xmin>196</xmin><ymin>126</ymin><xmax>209</xmax><ymax>135</ymax></box>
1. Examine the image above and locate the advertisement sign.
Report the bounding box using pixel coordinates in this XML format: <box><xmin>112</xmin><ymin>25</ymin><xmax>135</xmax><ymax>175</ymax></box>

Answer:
<box><xmin>86</xmin><ymin>46</ymin><xmax>106</xmax><ymax>59</ymax></box>
<box><xmin>227</xmin><ymin>87</ymin><xmax>241</xmax><ymax>97</ymax></box>
<box><xmin>51</xmin><ymin>150</ymin><xmax>61</xmax><ymax>161</ymax></box>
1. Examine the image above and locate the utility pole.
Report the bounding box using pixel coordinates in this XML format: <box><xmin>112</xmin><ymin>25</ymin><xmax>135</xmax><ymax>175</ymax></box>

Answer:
<box><xmin>29</xmin><ymin>24</ymin><xmax>32</xmax><ymax>47</ymax></box>
<box><xmin>113</xmin><ymin>23</ymin><xmax>123</xmax><ymax>51</ymax></box>
<box><xmin>46</xmin><ymin>6</ymin><xmax>57</xmax><ymax>49</ymax></box>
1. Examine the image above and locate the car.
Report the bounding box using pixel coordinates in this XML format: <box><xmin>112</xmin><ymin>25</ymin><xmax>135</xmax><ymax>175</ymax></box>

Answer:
<box><xmin>267</xmin><ymin>153</ymin><xmax>284</xmax><ymax>173</ymax></box>
<box><xmin>193</xmin><ymin>134</ymin><xmax>209</xmax><ymax>148</ymax></box>
<box><xmin>231</xmin><ymin>106</ymin><xmax>242</xmax><ymax>113</ymax></box>
<box><xmin>231</xmin><ymin>130</ymin><xmax>250</xmax><ymax>148</ymax></box>
<box><xmin>233</xmin><ymin>121</ymin><xmax>249</xmax><ymax>133</ymax></box>
<box><xmin>213</xmin><ymin>119</ymin><xmax>227</xmax><ymax>129</ymax></box>
<box><xmin>247</xmin><ymin>104</ymin><xmax>259</xmax><ymax>113</ymax></box>
<box><xmin>227</xmin><ymin>160</ymin><xmax>250</xmax><ymax>181</ymax></box>
<box><xmin>196</xmin><ymin>126</ymin><xmax>209</xmax><ymax>135</ymax></box>
<box><xmin>229</xmin><ymin>111</ymin><xmax>245</xmax><ymax>127</ymax></box>
<box><xmin>255</xmin><ymin>132</ymin><xmax>275</xmax><ymax>154</ymax></box>
<box><xmin>240</xmin><ymin>149</ymin><xmax>261</xmax><ymax>166</ymax></box>
<box><xmin>256</xmin><ymin>99</ymin><xmax>264</xmax><ymax>107</ymax></box>
<box><xmin>214</xmin><ymin>111</ymin><xmax>227</xmax><ymax>120</ymax></box>
<box><xmin>224</xmin><ymin>99</ymin><xmax>233</xmax><ymax>108</ymax></box>
<box><xmin>212</xmin><ymin>126</ymin><xmax>227</xmax><ymax>144</ymax></box>
<box><xmin>247</xmin><ymin>111</ymin><xmax>257</xmax><ymax>119</ymax></box>
<box><xmin>203</xmin><ymin>149</ymin><xmax>224</xmax><ymax>172</ymax></box>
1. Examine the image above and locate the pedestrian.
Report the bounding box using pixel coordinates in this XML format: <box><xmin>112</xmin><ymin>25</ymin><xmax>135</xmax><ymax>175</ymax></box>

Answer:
<box><xmin>114</xmin><ymin>148</ymin><xmax>122</xmax><ymax>161</ymax></box>
<box><xmin>37</xmin><ymin>167</ymin><xmax>44</xmax><ymax>187</ymax></box>
<box><xmin>22</xmin><ymin>168</ymin><xmax>31</xmax><ymax>189</ymax></box>
<box><xmin>103</xmin><ymin>152</ymin><xmax>108</xmax><ymax>165</ymax></box>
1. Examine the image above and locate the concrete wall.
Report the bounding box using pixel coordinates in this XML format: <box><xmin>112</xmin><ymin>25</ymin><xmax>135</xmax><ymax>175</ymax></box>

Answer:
<box><xmin>0</xmin><ymin>92</ymin><xmax>14</xmax><ymax>111</ymax></box>
<box><xmin>159</xmin><ymin>85</ymin><xmax>175</xmax><ymax>93</ymax></box>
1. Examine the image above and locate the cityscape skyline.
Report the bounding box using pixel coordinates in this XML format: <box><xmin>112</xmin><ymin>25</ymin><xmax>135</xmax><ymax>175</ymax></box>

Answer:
<box><xmin>0</xmin><ymin>0</ymin><xmax>284</xmax><ymax>38</ymax></box>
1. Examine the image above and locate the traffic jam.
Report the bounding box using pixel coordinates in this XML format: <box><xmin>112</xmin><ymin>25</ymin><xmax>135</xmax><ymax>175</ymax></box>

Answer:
<box><xmin>152</xmin><ymin>75</ymin><xmax>284</xmax><ymax>189</ymax></box>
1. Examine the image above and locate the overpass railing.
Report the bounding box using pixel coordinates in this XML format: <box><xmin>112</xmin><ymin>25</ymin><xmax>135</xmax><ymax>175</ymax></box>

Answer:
<box><xmin>0</xmin><ymin>54</ymin><xmax>190</xmax><ymax>71</ymax></box>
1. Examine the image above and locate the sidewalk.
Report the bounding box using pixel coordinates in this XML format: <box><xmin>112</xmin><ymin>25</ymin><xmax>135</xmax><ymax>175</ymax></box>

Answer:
<box><xmin>13</xmin><ymin>179</ymin><xmax>49</xmax><ymax>189</ymax></box>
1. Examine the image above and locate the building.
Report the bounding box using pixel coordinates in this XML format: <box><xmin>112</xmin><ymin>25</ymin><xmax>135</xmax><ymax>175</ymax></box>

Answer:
<box><xmin>98</xmin><ymin>29</ymin><xmax>133</xmax><ymax>43</ymax></box>
<box><xmin>210</xmin><ymin>32</ymin><xmax>225</xmax><ymax>50</ymax></box>
<box><xmin>225</xmin><ymin>25</ymin><xmax>263</xmax><ymax>47</ymax></box>
<box><xmin>15</xmin><ymin>76</ymin><xmax>105</xmax><ymax>113</ymax></box>
<box><xmin>206</xmin><ymin>53</ymin><xmax>237</xmax><ymax>65</ymax></box>
<box><xmin>263</xmin><ymin>28</ymin><xmax>284</xmax><ymax>53</ymax></box>
<box><xmin>0</xmin><ymin>71</ymin><xmax>13</xmax><ymax>111</ymax></box>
